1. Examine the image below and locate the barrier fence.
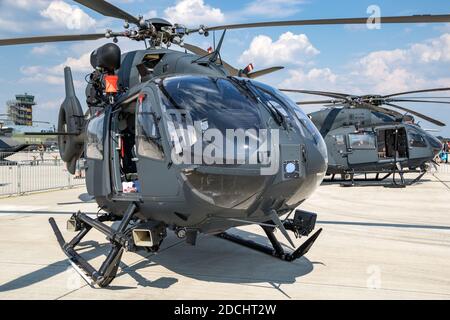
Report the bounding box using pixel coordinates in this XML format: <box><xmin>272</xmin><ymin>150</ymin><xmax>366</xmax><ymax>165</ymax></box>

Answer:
<box><xmin>0</xmin><ymin>151</ymin><xmax>448</xmax><ymax>197</ymax></box>
<box><xmin>0</xmin><ymin>151</ymin><xmax>85</xmax><ymax>197</ymax></box>
<box><xmin>437</xmin><ymin>162</ymin><xmax>450</xmax><ymax>174</ymax></box>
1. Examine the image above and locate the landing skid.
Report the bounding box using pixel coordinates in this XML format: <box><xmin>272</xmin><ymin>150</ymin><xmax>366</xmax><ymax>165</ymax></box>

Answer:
<box><xmin>49</xmin><ymin>202</ymin><xmax>138</xmax><ymax>288</ymax></box>
<box><xmin>216</xmin><ymin>211</ymin><xmax>322</xmax><ymax>262</ymax></box>
<box><xmin>50</xmin><ymin>206</ymin><xmax>322</xmax><ymax>287</ymax></box>
<box><xmin>324</xmin><ymin>169</ymin><xmax>426</xmax><ymax>188</ymax></box>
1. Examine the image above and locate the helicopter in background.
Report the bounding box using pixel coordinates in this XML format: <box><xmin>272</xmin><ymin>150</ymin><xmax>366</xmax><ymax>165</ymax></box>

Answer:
<box><xmin>280</xmin><ymin>88</ymin><xmax>448</xmax><ymax>187</ymax></box>
<box><xmin>1</xmin><ymin>0</ymin><xmax>450</xmax><ymax>287</ymax></box>
<box><xmin>0</xmin><ymin>117</ymin><xmax>56</xmax><ymax>162</ymax></box>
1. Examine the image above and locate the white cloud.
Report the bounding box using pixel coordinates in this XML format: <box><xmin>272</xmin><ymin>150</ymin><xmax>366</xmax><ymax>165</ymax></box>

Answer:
<box><xmin>411</xmin><ymin>33</ymin><xmax>450</xmax><ymax>63</ymax></box>
<box><xmin>164</xmin><ymin>0</ymin><xmax>225</xmax><ymax>26</ymax></box>
<box><xmin>40</xmin><ymin>1</ymin><xmax>96</xmax><ymax>31</ymax></box>
<box><xmin>39</xmin><ymin>99</ymin><xmax>63</xmax><ymax>110</ymax></box>
<box><xmin>356</xmin><ymin>49</ymin><xmax>408</xmax><ymax>79</ymax></box>
<box><xmin>146</xmin><ymin>10</ymin><xmax>158</xmax><ymax>19</ymax></box>
<box><xmin>51</xmin><ymin>52</ymin><xmax>92</xmax><ymax>74</ymax></box>
<box><xmin>278</xmin><ymin>32</ymin><xmax>450</xmax><ymax>95</ymax></box>
<box><xmin>0</xmin><ymin>18</ymin><xmax>13</xmax><ymax>31</ymax></box>
<box><xmin>242</xmin><ymin>0</ymin><xmax>305</xmax><ymax>19</ymax></box>
<box><xmin>239</xmin><ymin>32</ymin><xmax>319</xmax><ymax>67</ymax></box>
<box><xmin>351</xmin><ymin>33</ymin><xmax>450</xmax><ymax>93</ymax></box>
<box><xmin>19</xmin><ymin>67</ymin><xmax>64</xmax><ymax>85</ymax></box>
<box><xmin>280</xmin><ymin>68</ymin><xmax>338</xmax><ymax>90</ymax></box>
<box><xmin>31</xmin><ymin>44</ymin><xmax>56</xmax><ymax>55</ymax></box>
<box><xmin>19</xmin><ymin>50</ymin><xmax>92</xmax><ymax>85</ymax></box>
<box><xmin>2</xmin><ymin>0</ymin><xmax>49</xmax><ymax>9</ymax></box>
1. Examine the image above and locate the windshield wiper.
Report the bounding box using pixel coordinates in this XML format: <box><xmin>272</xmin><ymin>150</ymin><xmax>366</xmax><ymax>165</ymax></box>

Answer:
<box><xmin>228</xmin><ymin>77</ymin><xmax>259</xmax><ymax>102</ymax></box>
<box><xmin>229</xmin><ymin>77</ymin><xmax>285</xmax><ymax>127</ymax></box>
<box><xmin>250</xmin><ymin>84</ymin><xmax>288</xmax><ymax>129</ymax></box>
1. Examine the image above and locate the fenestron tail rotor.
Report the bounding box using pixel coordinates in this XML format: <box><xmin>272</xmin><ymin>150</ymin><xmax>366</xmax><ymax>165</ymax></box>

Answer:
<box><xmin>280</xmin><ymin>87</ymin><xmax>449</xmax><ymax>127</ymax></box>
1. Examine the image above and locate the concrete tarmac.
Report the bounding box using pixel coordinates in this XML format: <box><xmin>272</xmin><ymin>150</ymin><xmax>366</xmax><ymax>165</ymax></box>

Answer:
<box><xmin>0</xmin><ymin>167</ymin><xmax>449</xmax><ymax>300</ymax></box>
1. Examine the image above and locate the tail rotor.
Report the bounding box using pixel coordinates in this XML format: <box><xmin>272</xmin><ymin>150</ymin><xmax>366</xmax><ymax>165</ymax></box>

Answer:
<box><xmin>58</xmin><ymin>67</ymin><xmax>86</xmax><ymax>174</ymax></box>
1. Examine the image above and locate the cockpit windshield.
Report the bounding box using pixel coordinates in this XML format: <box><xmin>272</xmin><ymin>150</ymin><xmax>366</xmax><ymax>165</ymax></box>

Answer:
<box><xmin>155</xmin><ymin>75</ymin><xmax>327</xmax><ymax>163</ymax></box>
<box><xmin>160</xmin><ymin>75</ymin><xmax>266</xmax><ymax>132</ymax></box>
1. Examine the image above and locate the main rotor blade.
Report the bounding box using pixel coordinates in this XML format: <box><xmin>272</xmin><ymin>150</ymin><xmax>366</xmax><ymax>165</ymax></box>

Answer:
<box><xmin>247</xmin><ymin>66</ymin><xmax>284</xmax><ymax>79</ymax></box>
<box><xmin>203</xmin><ymin>14</ymin><xmax>450</xmax><ymax>32</ymax></box>
<box><xmin>296</xmin><ymin>100</ymin><xmax>342</xmax><ymax>105</ymax></box>
<box><xmin>395</xmin><ymin>96</ymin><xmax>450</xmax><ymax>99</ymax></box>
<box><xmin>384</xmin><ymin>87</ymin><xmax>450</xmax><ymax>98</ymax></box>
<box><xmin>183</xmin><ymin>42</ymin><xmax>210</xmax><ymax>56</ymax></box>
<box><xmin>385</xmin><ymin>103</ymin><xmax>446</xmax><ymax>127</ymax></box>
<box><xmin>359</xmin><ymin>102</ymin><xmax>403</xmax><ymax>118</ymax></box>
<box><xmin>280</xmin><ymin>89</ymin><xmax>349</xmax><ymax>99</ymax></box>
<box><xmin>183</xmin><ymin>43</ymin><xmax>239</xmax><ymax>76</ymax></box>
<box><xmin>385</xmin><ymin>99</ymin><xmax>450</xmax><ymax>105</ymax></box>
<box><xmin>73</xmin><ymin>0</ymin><xmax>140</xmax><ymax>25</ymax></box>
<box><xmin>0</xmin><ymin>33</ymin><xmax>105</xmax><ymax>46</ymax></box>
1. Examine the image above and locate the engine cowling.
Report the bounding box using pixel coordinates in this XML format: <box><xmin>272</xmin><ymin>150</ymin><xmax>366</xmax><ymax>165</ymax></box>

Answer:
<box><xmin>90</xmin><ymin>43</ymin><xmax>121</xmax><ymax>72</ymax></box>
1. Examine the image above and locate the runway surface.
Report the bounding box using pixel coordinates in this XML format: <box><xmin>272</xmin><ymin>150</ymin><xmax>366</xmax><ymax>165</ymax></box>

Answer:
<box><xmin>0</xmin><ymin>167</ymin><xmax>449</xmax><ymax>299</ymax></box>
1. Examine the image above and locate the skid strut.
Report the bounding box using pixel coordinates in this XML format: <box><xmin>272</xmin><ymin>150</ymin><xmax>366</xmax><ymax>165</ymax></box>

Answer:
<box><xmin>49</xmin><ymin>202</ymin><xmax>138</xmax><ymax>288</ymax></box>
<box><xmin>331</xmin><ymin>169</ymin><xmax>427</xmax><ymax>188</ymax></box>
<box><xmin>217</xmin><ymin>210</ymin><xmax>322</xmax><ymax>262</ymax></box>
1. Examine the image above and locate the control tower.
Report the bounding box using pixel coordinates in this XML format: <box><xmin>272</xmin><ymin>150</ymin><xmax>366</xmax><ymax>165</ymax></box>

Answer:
<box><xmin>6</xmin><ymin>93</ymin><xmax>36</xmax><ymax>126</ymax></box>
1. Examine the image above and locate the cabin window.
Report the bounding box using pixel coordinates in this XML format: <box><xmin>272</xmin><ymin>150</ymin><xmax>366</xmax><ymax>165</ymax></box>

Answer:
<box><xmin>409</xmin><ymin>130</ymin><xmax>427</xmax><ymax>148</ymax></box>
<box><xmin>136</xmin><ymin>94</ymin><xmax>164</xmax><ymax>160</ymax></box>
<box><xmin>86</xmin><ymin>114</ymin><xmax>105</xmax><ymax>160</ymax></box>
<box><xmin>349</xmin><ymin>132</ymin><xmax>376</xmax><ymax>150</ymax></box>
<box><xmin>334</xmin><ymin>134</ymin><xmax>345</xmax><ymax>146</ymax></box>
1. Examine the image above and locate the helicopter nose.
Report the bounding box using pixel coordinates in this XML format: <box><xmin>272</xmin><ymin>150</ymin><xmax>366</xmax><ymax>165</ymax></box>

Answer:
<box><xmin>426</xmin><ymin>134</ymin><xmax>444</xmax><ymax>156</ymax></box>
<box><xmin>302</xmin><ymin>134</ymin><xmax>328</xmax><ymax>176</ymax></box>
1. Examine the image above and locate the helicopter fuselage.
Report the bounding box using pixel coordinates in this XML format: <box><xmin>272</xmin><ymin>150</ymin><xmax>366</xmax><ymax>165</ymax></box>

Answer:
<box><xmin>83</xmin><ymin>48</ymin><xmax>328</xmax><ymax>234</ymax></box>
<box><xmin>309</xmin><ymin>107</ymin><xmax>442</xmax><ymax>175</ymax></box>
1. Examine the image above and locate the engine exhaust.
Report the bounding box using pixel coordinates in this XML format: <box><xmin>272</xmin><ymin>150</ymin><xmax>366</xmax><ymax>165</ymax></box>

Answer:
<box><xmin>132</xmin><ymin>222</ymin><xmax>166</xmax><ymax>249</ymax></box>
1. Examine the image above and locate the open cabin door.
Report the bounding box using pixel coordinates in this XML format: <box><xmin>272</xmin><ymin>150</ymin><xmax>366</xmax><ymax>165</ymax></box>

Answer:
<box><xmin>347</xmin><ymin>131</ymin><xmax>378</xmax><ymax>165</ymax></box>
<box><xmin>376</xmin><ymin>127</ymin><xmax>409</xmax><ymax>162</ymax></box>
<box><xmin>85</xmin><ymin>110</ymin><xmax>112</xmax><ymax>197</ymax></box>
<box><xmin>135</xmin><ymin>88</ymin><xmax>180</xmax><ymax>197</ymax></box>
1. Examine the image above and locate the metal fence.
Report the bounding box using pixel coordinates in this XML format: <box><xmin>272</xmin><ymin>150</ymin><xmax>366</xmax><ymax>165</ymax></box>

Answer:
<box><xmin>436</xmin><ymin>163</ymin><xmax>450</xmax><ymax>174</ymax></box>
<box><xmin>0</xmin><ymin>151</ymin><xmax>85</xmax><ymax>197</ymax></box>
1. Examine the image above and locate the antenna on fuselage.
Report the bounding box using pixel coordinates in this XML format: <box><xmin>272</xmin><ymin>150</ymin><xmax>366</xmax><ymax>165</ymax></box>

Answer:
<box><xmin>209</xmin><ymin>30</ymin><xmax>227</xmax><ymax>64</ymax></box>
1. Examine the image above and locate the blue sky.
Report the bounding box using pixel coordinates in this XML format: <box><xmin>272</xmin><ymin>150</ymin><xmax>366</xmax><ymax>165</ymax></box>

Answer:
<box><xmin>1</xmin><ymin>0</ymin><xmax>450</xmax><ymax>136</ymax></box>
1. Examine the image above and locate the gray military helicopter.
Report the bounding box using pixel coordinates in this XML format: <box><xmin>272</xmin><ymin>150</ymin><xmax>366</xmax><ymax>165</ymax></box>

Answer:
<box><xmin>0</xmin><ymin>138</ymin><xmax>28</xmax><ymax>163</ymax></box>
<box><xmin>2</xmin><ymin>0</ymin><xmax>450</xmax><ymax>286</ymax></box>
<box><xmin>281</xmin><ymin>88</ymin><xmax>448</xmax><ymax>186</ymax></box>
<box><xmin>0</xmin><ymin>117</ymin><xmax>56</xmax><ymax>163</ymax></box>
<box><xmin>0</xmin><ymin>116</ymin><xmax>27</xmax><ymax>161</ymax></box>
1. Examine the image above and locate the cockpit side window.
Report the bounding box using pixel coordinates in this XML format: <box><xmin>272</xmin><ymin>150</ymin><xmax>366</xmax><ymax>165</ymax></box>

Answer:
<box><xmin>136</xmin><ymin>94</ymin><xmax>164</xmax><ymax>160</ymax></box>
<box><xmin>348</xmin><ymin>132</ymin><xmax>376</xmax><ymax>150</ymax></box>
<box><xmin>86</xmin><ymin>114</ymin><xmax>105</xmax><ymax>160</ymax></box>
<box><xmin>409</xmin><ymin>129</ymin><xmax>427</xmax><ymax>148</ymax></box>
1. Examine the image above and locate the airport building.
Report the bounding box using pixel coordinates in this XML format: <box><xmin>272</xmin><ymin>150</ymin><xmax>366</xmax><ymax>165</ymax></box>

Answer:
<box><xmin>6</xmin><ymin>93</ymin><xmax>36</xmax><ymax>126</ymax></box>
